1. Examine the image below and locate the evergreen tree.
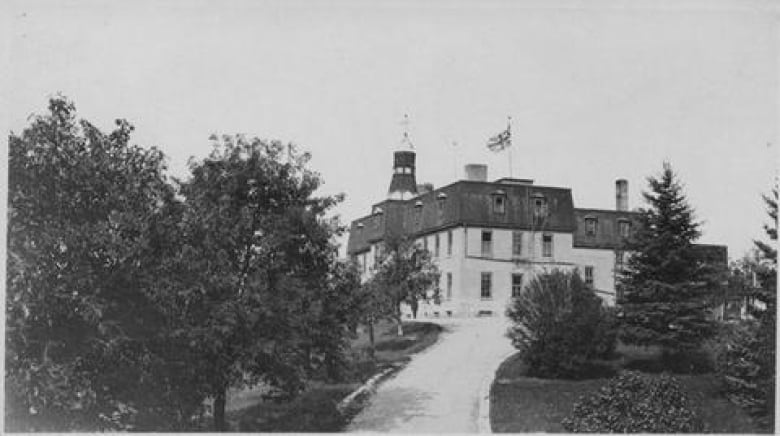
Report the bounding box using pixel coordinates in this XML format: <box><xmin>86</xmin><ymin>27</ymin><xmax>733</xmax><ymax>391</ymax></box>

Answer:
<box><xmin>617</xmin><ymin>162</ymin><xmax>715</xmax><ymax>355</ymax></box>
<box><xmin>751</xmin><ymin>185</ymin><xmax>776</xmax><ymax>427</ymax></box>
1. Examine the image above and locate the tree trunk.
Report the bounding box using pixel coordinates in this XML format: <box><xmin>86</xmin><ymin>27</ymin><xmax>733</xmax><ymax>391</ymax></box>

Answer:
<box><xmin>368</xmin><ymin>317</ymin><xmax>376</xmax><ymax>359</ymax></box>
<box><xmin>213</xmin><ymin>385</ymin><xmax>227</xmax><ymax>431</ymax></box>
<box><xmin>396</xmin><ymin>303</ymin><xmax>404</xmax><ymax>336</ymax></box>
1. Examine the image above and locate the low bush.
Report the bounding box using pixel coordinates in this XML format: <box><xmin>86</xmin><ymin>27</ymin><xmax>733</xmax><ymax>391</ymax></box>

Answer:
<box><xmin>374</xmin><ymin>336</ymin><xmax>417</xmax><ymax>351</ymax></box>
<box><xmin>561</xmin><ymin>371</ymin><xmax>705</xmax><ymax>433</ymax></box>
<box><xmin>506</xmin><ymin>270</ymin><xmax>617</xmax><ymax>379</ymax></box>
<box><xmin>712</xmin><ymin>320</ymin><xmax>775</xmax><ymax>430</ymax></box>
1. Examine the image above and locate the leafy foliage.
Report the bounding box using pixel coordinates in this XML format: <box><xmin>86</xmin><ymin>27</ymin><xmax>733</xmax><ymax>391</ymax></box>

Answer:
<box><xmin>506</xmin><ymin>269</ymin><xmax>616</xmax><ymax>379</ymax></box>
<box><xmin>158</xmin><ymin>134</ymin><xmax>360</xmax><ymax>429</ymax></box>
<box><xmin>6</xmin><ymin>98</ymin><xmax>365</xmax><ymax>432</ymax></box>
<box><xmin>618</xmin><ymin>162</ymin><xmax>716</xmax><ymax>354</ymax></box>
<box><xmin>6</xmin><ymin>97</ymin><xmax>197</xmax><ymax>431</ymax></box>
<box><xmin>365</xmin><ymin>236</ymin><xmax>440</xmax><ymax>336</ymax></box>
<box><xmin>561</xmin><ymin>371</ymin><xmax>705</xmax><ymax>433</ymax></box>
<box><xmin>714</xmin><ymin>185</ymin><xmax>777</xmax><ymax>430</ymax></box>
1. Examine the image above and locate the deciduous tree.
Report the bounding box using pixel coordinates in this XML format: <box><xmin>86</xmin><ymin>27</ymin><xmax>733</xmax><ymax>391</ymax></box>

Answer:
<box><xmin>167</xmin><ymin>135</ymin><xmax>358</xmax><ymax>430</ymax></box>
<box><xmin>6</xmin><ymin>97</ymin><xmax>189</xmax><ymax>430</ymax></box>
<box><xmin>366</xmin><ymin>236</ymin><xmax>439</xmax><ymax>336</ymax></box>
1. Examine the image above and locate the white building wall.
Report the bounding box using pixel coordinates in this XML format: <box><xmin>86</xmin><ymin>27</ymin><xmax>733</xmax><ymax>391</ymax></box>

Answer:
<box><xmin>371</xmin><ymin>225</ymin><xmax>620</xmax><ymax>319</ymax></box>
<box><xmin>568</xmin><ymin>247</ymin><xmax>619</xmax><ymax>305</ymax></box>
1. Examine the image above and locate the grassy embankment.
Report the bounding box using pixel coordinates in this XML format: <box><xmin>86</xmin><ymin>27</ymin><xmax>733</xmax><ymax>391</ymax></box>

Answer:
<box><xmin>228</xmin><ymin>320</ymin><xmax>443</xmax><ymax>432</ymax></box>
<box><xmin>490</xmin><ymin>342</ymin><xmax>765</xmax><ymax>433</ymax></box>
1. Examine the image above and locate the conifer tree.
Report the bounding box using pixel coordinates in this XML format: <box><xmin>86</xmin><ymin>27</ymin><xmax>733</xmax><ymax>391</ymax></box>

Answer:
<box><xmin>617</xmin><ymin>162</ymin><xmax>715</xmax><ymax>355</ymax></box>
<box><xmin>751</xmin><ymin>185</ymin><xmax>776</xmax><ymax>427</ymax></box>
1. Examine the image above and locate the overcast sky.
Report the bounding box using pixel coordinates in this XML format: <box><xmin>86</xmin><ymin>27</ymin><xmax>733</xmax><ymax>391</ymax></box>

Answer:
<box><xmin>6</xmin><ymin>0</ymin><xmax>779</xmax><ymax>259</ymax></box>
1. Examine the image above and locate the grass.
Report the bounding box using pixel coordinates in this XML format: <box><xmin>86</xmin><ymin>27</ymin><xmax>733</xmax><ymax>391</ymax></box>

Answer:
<box><xmin>229</xmin><ymin>320</ymin><xmax>443</xmax><ymax>432</ymax></box>
<box><xmin>491</xmin><ymin>343</ymin><xmax>766</xmax><ymax>433</ymax></box>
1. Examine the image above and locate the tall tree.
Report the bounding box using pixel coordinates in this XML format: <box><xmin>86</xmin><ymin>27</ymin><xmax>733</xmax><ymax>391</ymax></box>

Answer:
<box><xmin>165</xmin><ymin>135</ymin><xmax>357</xmax><ymax>430</ymax></box>
<box><xmin>6</xmin><ymin>97</ymin><xmax>192</xmax><ymax>431</ymax></box>
<box><xmin>367</xmin><ymin>236</ymin><xmax>439</xmax><ymax>336</ymax></box>
<box><xmin>751</xmin><ymin>185</ymin><xmax>776</xmax><ymax>426</ymax></box>
<box><xmin>617</xmin><ymin>162</ymin><xmax>715</xmax><ymax>355</ymax></box>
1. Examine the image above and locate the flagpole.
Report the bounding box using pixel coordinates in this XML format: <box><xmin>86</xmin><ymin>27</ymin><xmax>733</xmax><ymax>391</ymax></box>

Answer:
<box><xmin>452</xmin><ymin>141</ymin><xmax>458</xmax><ymax>180</ymax></box>
<box><xmin>507</xmin><ymin>116</ymin><xmax>513</xmax><ymax>178</ymax></box>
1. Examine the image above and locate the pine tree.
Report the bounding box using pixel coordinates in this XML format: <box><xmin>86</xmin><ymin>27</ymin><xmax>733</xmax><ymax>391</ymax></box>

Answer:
<box><xmin>617</xmin><ymin>162</ymin><xmax>715</xmax><ymax>355</ymax></box>
<box><xmin>751</xmin><ymin>185</ymin><xmax>776</xmax><ymax>428</ymax></box>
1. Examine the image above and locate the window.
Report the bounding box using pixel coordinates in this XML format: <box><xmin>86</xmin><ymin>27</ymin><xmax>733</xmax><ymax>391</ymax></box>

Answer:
<box><xmin>481</xmin><ymin>230</ymin><xmax>493</xmax><ymax>257</ymax></box>
<box><xmin>437</xmin><ymin>192</ymin><xmax>447</xmax><ymax>211</ymax></box>
<box><xmin>584</xmin><ymin>266</ymin><xmax>594</xmax><ymax>288</ymax></box>
<box><xmin>361</xmin><ymin>253</ymin><xmax>368</xmax><ymax>273</ymax></box>
<box><xmin>512</xmin><ymin>231</ymin><xmax>523</xmax><ymax>256</ymax></box>
<box><xmin>542</xmin><ymin>234</ymin><xmax>553</xmax><ymax>257</ymax></box>
<box><xmin>435</xmin><ymin>233</ymin><xmax>440</xmax><ymax>257</ymax></box>
<box><xmin>481</xmin><ymin>272</ymin><xmax>492</xmax><ymax>299</ymax></box>
<box><xmin>532</xmin><ymin>195</ymin><xmax>548</xmax><ymax>226</ymax></box>
<box><xmin>423</xmin><ymin>236</ymin><xmax>428</xmax><ymax>252</ymax></box>
<box><xmin>585</xmin><ymin>217</ymin><xmax>597</xmax><ymax>236</ymax></box>
<box><xmin>492</xmin><ymin>191</ymin><xmax>506</xmax><ymax>214</ymax></box>
<box><xmin>511</xmin><ymin>273</ymin><xmax>523</xmax><ymax>298</ymax></box>
<box><xmin>374</xmin><ymin>245</ymin><xmax>382</xmax><ymax>267</ymax></box>
<box><xmin>437</xmin><ymin>193</ymin><xmax>447</xmax><ymax>221</ymax></box>
<box><xmin>615</xmin><ymin>250</ymin><xmax>624</xmax><ymax>269</ymax></box>
<box><xmin>533</xmin><ymin>195</ymin><xmax>548</xmax><ymax>217</ymax></box>
<box><xmin>619</xmin><ymin>220</ymin><xmax>631</xmax><ymax>238</ymax></box>
<box><xmin>447</xmin><ymin>230</ymin><xmax>453</xmax><ymax>256</ymax></box>
<box><xmin>414</xmin><ymin>201</ymin><xmax>423</xmax><ymax>225</ymax></box>
<box><xmin>446</xmin><ymin>272</ymin><xmax>453</xmax><ymax>300</ymax></box>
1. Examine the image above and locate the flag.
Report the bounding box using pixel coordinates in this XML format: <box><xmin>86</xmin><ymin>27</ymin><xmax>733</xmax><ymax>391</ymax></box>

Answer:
<box><xmin>487</xmin><ymin>124</ymin><xmax>511</xmax><ymax>152</ymax></box>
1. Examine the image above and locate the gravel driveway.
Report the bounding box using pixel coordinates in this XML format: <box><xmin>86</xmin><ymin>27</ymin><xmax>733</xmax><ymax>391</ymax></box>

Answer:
<box><xmin>346</xmin><ymin>316</ymin><xmax>515</xmax><ymax>433</ymax></box>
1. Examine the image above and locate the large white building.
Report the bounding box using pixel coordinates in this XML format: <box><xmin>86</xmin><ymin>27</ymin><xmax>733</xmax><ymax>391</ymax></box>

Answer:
<box><xmin>347</xmin><ymin>148</ymin><xmax>726</xmax><ymax>317</ymax></box>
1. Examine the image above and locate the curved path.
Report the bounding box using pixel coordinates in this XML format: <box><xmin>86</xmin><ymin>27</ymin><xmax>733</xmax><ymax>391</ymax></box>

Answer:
<box><xmin>346</xmin><ymin>316</ymin><xmax>515</xmax><ymax>433</ymax></box>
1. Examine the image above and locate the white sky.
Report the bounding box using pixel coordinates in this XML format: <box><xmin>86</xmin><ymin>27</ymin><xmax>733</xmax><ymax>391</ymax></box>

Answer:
<box><xmin>5</xmin><ymin>0</ymin><xmax>779</xmax><ymax>259</ymax></box>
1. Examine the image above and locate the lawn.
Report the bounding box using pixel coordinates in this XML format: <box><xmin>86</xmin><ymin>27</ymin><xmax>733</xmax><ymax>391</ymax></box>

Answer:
<box><xmin>228</xmin><ymin>320</ymin><xmax>443</xmax><ymax>432</ymax></box>
<box><xmin>491</xmin><ymin>344</ymin><xmax>766</xmax><ymax>433</ymax></box>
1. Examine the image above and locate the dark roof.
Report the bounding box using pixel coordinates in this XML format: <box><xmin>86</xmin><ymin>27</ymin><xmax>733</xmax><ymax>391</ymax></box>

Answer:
<box><xmin>692</xmin><ymin>244</ymin><xmax>729</xmax><ymax>267</ymax></box>
<box><xmin>348</xmin><ymin>180</ymin><xmax>575</xmax><ymax>254</ymax></box>
<box><xmin>348</xmin><ymin>181</ymin><xmax>730</xmax><ymax>259</ymax></box>
<box><xmin>572</xmin><ymin>208</ymin><xmax>641</xmax><ymax>249</ymax></box>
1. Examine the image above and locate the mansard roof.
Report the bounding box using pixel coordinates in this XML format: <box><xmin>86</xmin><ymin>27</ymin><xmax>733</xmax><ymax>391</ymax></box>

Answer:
<box><xmin>348</xmin><ymin>179</ymin><xmax>576</xmax><ymax>254</ymax></box>
<box><xmin>572</xmin><ymin>208</ymin><xmax>641</xmax><ymax>249</ymax></box>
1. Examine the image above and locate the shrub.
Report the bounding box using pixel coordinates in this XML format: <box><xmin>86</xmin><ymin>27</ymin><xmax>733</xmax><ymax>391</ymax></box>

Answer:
<box><xmin>562</xmin><ymin>371</ymin><xmax>705</xmax><ymax>432</ymax></box>
<box><xmin>506</xmin><ymin>270</ymin><xmax>617</xmax><ymax>379</ymax></box>
<box><xmin>713</xmin><ymin>320</ymin><xmax>775</xmax><ymax>430</ymax></box>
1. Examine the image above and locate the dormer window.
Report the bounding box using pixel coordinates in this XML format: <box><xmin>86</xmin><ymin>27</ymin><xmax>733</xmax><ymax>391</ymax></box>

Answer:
<box><xmin>532</xmin><ymin>194</ymin><xmax>547</xmax><ymax>217</ymax></box>
<box><xmin>414</xmin><ymin>200</ymin><xmax>423</xmax><ymax>225</ymax></box>
<box><xmin>374</xmin><ymin>207</ymin><xmax>384</xmax><ymax>228</ymax></box>
<box><xmin>437</xmin><ymin>192</ymin><xmax>448</xmax><ymax>208</ymax></box>
<box><xmin>532</xmin><ymin>193</ymin><xmax>548</xmax><ymax>226</ymax></box>
<box><xmin>436</xmin><ymin>193</ymin><xmax>448</xmax><ymax>220</ymax></box>
<box><xmin>584</xmin><ymin>215</ymin><xmax>597</xmax><ymax>236</ymax></box>
<box><xmin>618</xmin><ymin>219</ymin><xmax>631</xmax><ymax>238</ymax></box>
<box><xmin>491</xmin><ymin>190</ymin><xmax>506</xmax><ymax>214</ymax></box>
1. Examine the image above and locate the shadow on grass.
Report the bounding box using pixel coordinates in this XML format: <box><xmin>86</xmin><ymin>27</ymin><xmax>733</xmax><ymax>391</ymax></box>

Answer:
<box><xmin>490</xmin><ymin>343</ymin><xmax>765</xmax><ymax>434</ymax></box>
<box><xmin>229</xmin><ymin>321</ymin><xmax>443</xmax><ymax>432</ymax></box>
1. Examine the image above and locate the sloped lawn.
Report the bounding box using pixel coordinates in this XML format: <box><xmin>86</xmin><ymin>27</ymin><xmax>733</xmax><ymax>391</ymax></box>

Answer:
<box><xmin>228</xmin><ymin>320</ymin><xmax>443</xmax><ymax>432</ymax></box>
<box><xmin>491</xmin><ymin>345</ymin><xmax>765</xmax><ymax>433</ymax></box>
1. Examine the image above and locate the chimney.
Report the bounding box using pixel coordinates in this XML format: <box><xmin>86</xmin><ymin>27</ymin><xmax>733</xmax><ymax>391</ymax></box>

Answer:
<box><xmin>616</xmin><ymin>179</ymin><xmax>628</xmax><ymax>211</ymax></box>
<box><xmin>387</xmin><ymin>150</ymin><xmax>418</xmax><ymax>200</ymax></box>
<box><xmin>416</xmin><ymin>183</ymin><xmax>434</xmax><ymax>195</ymax></box>
<box><xmin>464</xmin><ymin>164</ymin><xmax>488</xmax><ymax>182</ymax></box>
